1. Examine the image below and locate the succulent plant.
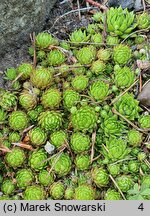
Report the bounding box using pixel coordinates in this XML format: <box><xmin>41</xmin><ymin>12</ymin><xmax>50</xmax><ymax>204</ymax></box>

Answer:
<box><xmin>16</xmin><ymin>169</ymin><xmax>34</xmax><ymax>189</ymax></box>
<box><xmin>60</xmin><ymin>41</ymin><xmax>70</xmax><ymax>50</ymax></box>
<box><xmin>1</xmin><ymin>179</ymin><xmax>15</xmax><ymax>195</ymax></box>
<box><xmin>134</xmin><ymin>35</ymin><xmax>145</xmax><ymax>44</ymax></box>
<box><xmin>28</xmin><ymin>127</ymin><xmax>47</xmax><ymax>146</ymax></box>
<box><xmin>76</xmin><ymin>46</ymin><xmax>96</xmax><ymax>64</ymax></box>
<box><xmin>58</xmin><ymin>64</ymin><xmax>70</xmax><ymax>76</ymax></box>
<box><xmin>41</xmin><ymin>88</ymin><xmax>61</xmax><ymax>108</ymax></box>
<box><xmin>0</xmin><ymin>91</ymin><xmax>17</xmax><ymax>111</ymax></box>
<box><xmin>71</xmin><ymin>63</ymin><xmax>86</xmax><ymax>75</ymax></box>
<box><xmin>106</xmin><ymin>36</ymin><xmax>120</xmax><ymax>45</ymax></box>
<box><xmin>128</xmin><ymin>160</ymin><xmax>139</xmax><ymax>173</ymax></box>
<box><xmin>103</xmin><ymin>138</ymin><xmax>130</xmax><ymax>162</ymax></box>
<box><xmin>2</xmin><ymin>140</ymin><xmax>11</xmax><ymax>148</ymax></box>
<box><xmin>70</xmin><ymin>132</ymin><xmax>90</xmax><ymax>153</ymax></box>
<box><xmin>0</xmin><ymin>109</ymin><xmax>7</xmax><ymax>124</ymax></box>
<box><xmin>11</xmin><ymin>81</ymin><xmax>21</xmax><ymax>90</ymax></box>
<box><xmin>91</xmin><ymin>33</ymin><xmax>103</xmax><ymax>45</ymax></box>
<box><xmin>0</xmin><ymin>195</ymin><xmax>10</xmax><ymax>200</ymax></box>
<box><xmin>5</xmin><ymin>148</ymin><xmax>25</xmax><ymax>168</ymax></box>
<box><xmin>8</xmin><ymin>132</ymin><xmax>21</xmax><ymax>143</ymax></box>
<box><xmin>19</xmin><ymin>90</ymin><xmax>37</xmax><ymax>110</ymax></box>
<box><xmin>127</xmin><ymin>130</ymin><xmax>142</xmax><ymax>146</ymax></box>
<box><xmin>104</xmin><ymin>189</ymin><xmax>121</xmax><ymax>200</ymax></box>
<box><xmin>69</xmin><ymin>29</ymin><xmax>90</xmax><ymax>44</ymax></box>
<box><xmin>138</xmin><ymin>152</ymin><xmax>147</xmax><ymax>161</ymax></box>
<box><xmin>63</xmin><ymin>89</ymin><xmax>80</xmax><ymax>110</ymax></box>
<box><xmin>97</xmin><ymin>49</ymin><xmax>111</xmax><ymax>61</ymax></box>
<box><xmin>0</xmin><ymin>7</ymin><xmax>149</xmax><ymax>201</ymax></box>
<box><xmin>50</xmin><ymin>182</ymin><xmax>65</xmax><ymax>199</ymax></box>
<box><xmin>30</xmin><ymin>67</ymin><xmax>52</xmax><ymax>89</ymax></box>
<box><xmin>92</xmin><ymin>167</ymin><xmax>109</xmax><ymax>187</ymax></box>
<box><xmin>64</xmin><ymin>187</ymin><xmax>74</xmax><ymax>200</ymax></box>
<box><xmin>71</xmin><ymin>75</ymin><xmax>88</xmax><ymax>92</ymax></box>
<box><xmin>71</xmin><ymin>105</ymin><xmax>97</xmax><ymax>131</ymax></box>
<box><xmin>113</xmin><ymin>44</ymin><xmax>131</xmax><ymax>65</ymax></box>
<box><xmin>50</xmin><ymin>130</ymin><xmax>67</xmax><ymax>148</ymax></box>
<box><xmin>116</xmin><ymin>175</ymin><xmax>133</xmax><ymax>192</ymax></box>
<box><xmin>91</xmin><ymin>60</ymin><xmax>106</xmax><ymax>75</ymax></box>
<box><xmin>27</xmin><ymin>104</ymin><xmax>44</xmax><ymax>122</ymax></box>
<box><xmin>89</xmin><ymin>80</ymin><xmax>109</xmax><ymax>101</ymax></box>
<box><xmin>38</xmin><ymin>170</ymin><xmax>54</xmax><ymax>186</ymax></box>
<box><xmin>101</xmin><ymin>115</ymin><xmax>126</xmax><ymax>137</ymax></box>
<box><xmin>138</xmin><ymin>115</ymin><xmax>150</xmax><ymax>129</ymax></box>
<box><xmin>136</xmin><ymin>13</ymin><xmax>150</xmax><ymax>29</ymax></box>
<box><xmin>107</xmin><ymin>164</ymin><xmax>120</xmax><ymax>176</ymax></box>
<box><xmin>23</xmin><ymin>185</ymin><xmax>45</xmax><ymax>200</ymax></box>
<box><xmin>93</xmin><ymin>11</ymin><xmax>104</xmax><ymax>22</ymax></box>
<box><xmin>74</xmin><ymin>184</ymin><xmax>95</xmax><ymax>200</ymax></box>
<box><xmin>17</xmin><ymin>63</ymin><xmax>33</xmax><ymax>80</ymax></box>
<box><xmin>5</xmin><ymin>67</ymin><xmax>17</xmax><ymax>80</ymax></box>
<box><xmin>37</xmin><ymin>50</ymin><xmax>46</xmax><ymax>61</ymax></box>
<box><xmin>107</xmin><ymin>7</ymin><xmax>137</xmax><ymax>38</ymax></box>
<box><xmin>114</xmin><ymin>93</ymin><xmax>142</xmax><ymax>120</ymax></box>
<box><xmin>36</xmin><ymin>32</ymin><xmax>58</xmax><ymax>48</ymax></box>
<box><xmin>87</xmin><ymin>23</ymin><xmax>100</xmax><ymax>34</ymax></box>
<box><xmin>75</xmin><ymin>154</ymin><xmax>90</xmax><ymax>170</ymax></box>
<box><xmin>9</xmin><ymin>110</ymin><xmax>28</xmax><ymax>131</ymax></box>
<box><xmin>38</xmin><ymin>110</ymin><xmax>62</xmax><ymax>131</ymax></box>
<box><xmin>47</xmin><ymin>50</ymin><xmax>66</xmax><ymax>66</ymax></box>
<box><xmin>114</xmin><ymin>66</ymin><xmax>135</xmax><ymax>88</ymax></box>
<box><xmin>29</xmin><ymin>149</ymin><xmax>47</xmax><ymax>170</ymax></box>
<box><xmin>49</xmin><ymin>153</ymin><xmax>72</xmax><ymax>177</ymax></box>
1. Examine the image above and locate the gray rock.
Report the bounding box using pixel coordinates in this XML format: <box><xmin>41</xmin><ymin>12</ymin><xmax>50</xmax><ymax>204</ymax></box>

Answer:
<box><xmin>134</xmin><ymin>0</ymin><xmax>143</xmax><ymax>10</ymax></box>
<box><xmin>137</xmin><ymin>81</ymin><xmax>150</xmax><ymax>108</ymax></box>
<box><xmin>108</xmin><ymin>0</ymin><xmax>143</xmax><ymax>10</ymax></box>
<box><xmin>0</xmin><ymin>0</ymin><xmax>57</xmax><ymax>57</ymax></box>
<box><xmin>108</xmin><ymin>0</ymin><xmax>134</xmax><ymax>9</ymax></box>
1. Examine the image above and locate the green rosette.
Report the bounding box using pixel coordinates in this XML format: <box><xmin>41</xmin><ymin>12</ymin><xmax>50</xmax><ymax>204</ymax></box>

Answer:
<box><xmin>71</xmin><ymin>105</ymin><xmax>97</xmax><ymax>131</ymax></box>
<box><xmin>41</xmin><ymin>88</ymin><xmax>61</xmax><ymax>109</ymax></box>
<box><xmin>74</xmin><ymin>184</ymin><xmax>95</xmax><ymax>200</ymax></box>
<box><xmin>29</xmin><ymin>149</ymin><xmax>47</xmax><ymax>170</ymax></box>
<box><xmin>9</xmin><ymin>111</ymin><xmax>28</xmax><ymax>131</ymax></box>
<box><xmin>38</xmin><ymin>111</ymin><xmax>62</xmax><ymax>131</ymax></box>
<box><xmin>23</xmin><ymin>185</ymin><xmax>45</xmax><ymax>200</ymax></box>
<box><xmin>16</xmin><ymin>169</ymin><xmax>34</xmax><ymax>189</ymax></box>
<box><xmin>30</xmin><ymin>67</ymin><xmax>52</xmax><ymax>89</ymax></box>
<box><xmin>5</xmin><ymin>148</ymin><xmax>25</xmax><ymax>168</ymax></box>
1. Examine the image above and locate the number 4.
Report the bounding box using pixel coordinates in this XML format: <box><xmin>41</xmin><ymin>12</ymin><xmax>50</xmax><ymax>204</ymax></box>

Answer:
<box><xmin>138</xmin><ymin>203</ymin><xmax>144</xmax><ymax>211</ymax></box>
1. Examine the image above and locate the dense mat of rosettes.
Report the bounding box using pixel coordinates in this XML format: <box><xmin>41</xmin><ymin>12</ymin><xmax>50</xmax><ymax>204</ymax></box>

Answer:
<box><xmin>0</xmin><ymin>7</ymin><xmax>150</xmax><ymax>200</ymax></box>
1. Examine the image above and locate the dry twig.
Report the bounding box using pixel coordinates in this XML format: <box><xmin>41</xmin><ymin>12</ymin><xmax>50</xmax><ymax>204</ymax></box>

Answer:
<box><xmin>121</xmin><ymin>27</ymin><xmax>150</xmax><ymax>43</ymax></box>
<box><xmin>85</xmin><ymin>0</ymin><xmax>108</xmax><ymax>11</ymax></box>
<box><xmin>109</xmin><ymin>174</ymin><xmax>126</xmax><ymax>200</ymax></box>
<box><xmin>112</xmin><ymin>108</ymin><xmax>149</xmax><ymax>134</ymax></box>
<box><xmin>23</xmin><ymin>125</ymin><xmax>34</xmax><ymax>134</ymax></box>
<box><xmin>90</xmin><ymin>131</ymin><xmax>96</xmax><ymax>163</ymax></box>
<box><xmin>110</xmin><ymin>79</ymin><xmax>139</xmax><ymax>105</ymax></box>
<box><xmin>142</xmin><ymin>0</ymin><xmax>146</xmax><ymax>11</ymax></box>
<box><xmin>0</xmin><ymin>146</ymin><xmax>12</xmax><ymax>153</ymax></box>
<box><xmin>12</xmin><ymin>142</ymin><xmax>34</xmax><ymax>151</ymax></box>
<box><xmin>77</xmin><ymin>0</ymin><xmax>81</xmax><ymax>20</ymax></box>
<box><xmin>48</xmin><ymin>146</ymin><xmax>66</xmax><ymax>175</ymax></box>
<box><xmin>139</xmin><ymin>74</ymin><xmax>143</xmax><ymax>92</ymax></box>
